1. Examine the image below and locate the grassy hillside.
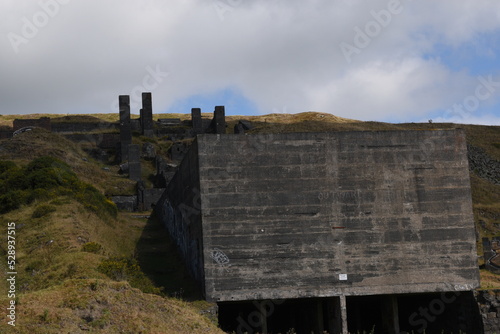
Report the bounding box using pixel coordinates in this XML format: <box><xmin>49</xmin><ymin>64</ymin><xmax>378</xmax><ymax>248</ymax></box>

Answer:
<box><xmin>0</xmin><ymin>130</ymin><xmax>223</xmax><ymax>333</ymax></box>
<box><xmin>0</xmin><ymin>112</ymin><xmax>499</xmax><ymax>332</ymax></box>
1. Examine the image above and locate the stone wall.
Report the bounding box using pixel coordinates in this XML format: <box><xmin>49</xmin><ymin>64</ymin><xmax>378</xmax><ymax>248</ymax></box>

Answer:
<box><xmin>154</xmin><ymin>156</ymin><xmax>176</xmax><ymax>188</ymax></box>
<box><xmin>477</xmin><ymin>290</ymin><xmax>500</xmax><ymax>333</ymax></box>
<box><xmin>111</xmin><ymin>196</ymin><xmax>137</xmax><ymax>212</ymax></box>
<box><xmin>137</xmin><ymin>188</ymin><xmax>166</xmax><ymax>211</ymax></box>
<box><xmin>51</xmin><ymin>121</ymin><xmax>115</xmax><ymax>133</ymax></box>
<box><xmin>13</xmin><ymin>117</ymin><xmax>51</xmax><ymax>131</ymax></box>
<box><xmin>468</xmin><ymin>144</ymin><xmax>500</xmax><ymax>185</ymax></box>
<box><xmin>155</xmin><ymin>139</ymin><xmax>205</xmax><ymax>286</ymax></box>
<box><xmin>0</xmin><ymin>127</ymin><xmax>13</xmax><ymax>139</ymax></box>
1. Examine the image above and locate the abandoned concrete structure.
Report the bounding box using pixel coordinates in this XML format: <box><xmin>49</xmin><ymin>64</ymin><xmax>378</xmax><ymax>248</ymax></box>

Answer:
<box><xmin>156</xmin><ymin>130</ymin><xmax>481</xmax><ymax>333</ymax></box>
<box><xmin>140</xmin><ymin>92</ymin><xmax>154</xmax><ymax>137</ymax></box>
<box><xmin>4</xmin><ymin>93</ymin><xmax>494</xmax><ymax>332</ymax></box>
<box><xmin>4</xmin><ymin>92</ymin><xmax>228</xmax><ymax>212</ymax></box>
<box><xmin>13</xmin><ymin>117</ymin><xmax>52</xmax><ymax>132</ymax></box>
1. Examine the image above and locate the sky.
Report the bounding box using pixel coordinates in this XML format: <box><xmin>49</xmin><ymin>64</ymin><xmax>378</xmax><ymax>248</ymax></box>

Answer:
<box><xmin>1</xmin><ymin>0</ymin><xmax>500</xmax><ymax>124</ymax></box>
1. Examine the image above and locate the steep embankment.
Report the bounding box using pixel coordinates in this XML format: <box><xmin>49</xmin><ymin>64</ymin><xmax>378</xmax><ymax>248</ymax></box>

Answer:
<box><xmin>0</xmin><ymin>129</ymin><xmax>223</xmax><ymax>334</ymax></box>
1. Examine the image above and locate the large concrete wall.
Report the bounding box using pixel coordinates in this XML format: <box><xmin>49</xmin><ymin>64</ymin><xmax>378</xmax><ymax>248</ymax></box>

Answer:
<box><xmin>13</xmin><ymin>117</ymin><xmax>51</xmax><ymax>131</ymax></box>
<box><xmin>192</xmin><ymin>130</ymin><xmax>479</xmax><ymax>302</ymax></box>
<box><xmin>51</xmin><ymin>121</ymin><xmax>115</xmax><ymax>133</ymax></box>
<box><xmin>156</xmin><ymin>139</ymin><xmax>205</xmax><ymax>286</ymax></box>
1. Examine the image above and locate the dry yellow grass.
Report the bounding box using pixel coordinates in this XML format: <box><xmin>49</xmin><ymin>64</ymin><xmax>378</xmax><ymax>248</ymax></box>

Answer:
<box><xmin>480</xmin><ymin>270</ymin><xmax>500</xmax><ymax>290</ymax></box>
<box><xmin>0</xmin><ymin>197</ymin><xmax>222</xmax><ymax>333</ymax></box>
<box><xmin>0</xmin><ymin>279</ymin><xmax>224</xmax><ymax>334</ymax></box>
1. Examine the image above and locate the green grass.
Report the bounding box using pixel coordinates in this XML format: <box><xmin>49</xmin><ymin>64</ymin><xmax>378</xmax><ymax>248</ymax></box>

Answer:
<box><xmin>0</xmin><ymin>156</ymin><xmax>117</xmax><ymax>219</ymax></box>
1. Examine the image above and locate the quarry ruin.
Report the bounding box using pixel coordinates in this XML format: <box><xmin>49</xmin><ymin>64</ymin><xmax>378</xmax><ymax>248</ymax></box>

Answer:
<box><xmin>156</xmin><ymin>130</ymin><xmax>482</xmax><ymax>333</ymax></box>
<box><xmin>2</xmin><ymin>92</ymin><xmax>491</xmax><ymax>333</ymax></box>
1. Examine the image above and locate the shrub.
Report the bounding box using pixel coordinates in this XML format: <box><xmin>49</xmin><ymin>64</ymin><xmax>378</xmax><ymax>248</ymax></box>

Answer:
<box><xmin>82</xmin><ymin>242</ymin><xmax>102</xmax><ymax>254</ymax></box>
<box><xmin>97</xmin><ymin>257</ymin><xmax>162</xmax><ymax>295</ymax></box>
<box><xmin>0</xmin><ymin>156</ymin><xmax>117</xmax><ymax>219</ymax></box>
<box><xmin>65</xmin><ymin>263</ymin><xmax>78</xmax><ymax>278</ymax></box>
<box><xmin>32</xmin><ymin>204</ymin><xmax>56</xmax><ymax>218</ymax></box>
<box><xmin>0</xmin><ymin>190</ymin><xmax>28</xmax><ymax>213</ymax></box>
<box><xmin>97</xmin><ymin>257</ymin><xmax>139</xmax><ymax>282</ymax></box>
<box><xmin>0</xmin><ymin>160</ymin><xmax>16</xmax><ymax>174</ymax></box>
<box><xmin>26</xmin><ymin>157</ymin><xmax>79</xmax><ymax>190</ymax></box>
<box><xmin>1</xmin><ymin>167</ymin><xmax>27</xmax><ymax>192</ymax></box>
<box><xmin>75</xmin><ymin>183</ymin><xmax>118</xmax><ymax>219</ymax></box>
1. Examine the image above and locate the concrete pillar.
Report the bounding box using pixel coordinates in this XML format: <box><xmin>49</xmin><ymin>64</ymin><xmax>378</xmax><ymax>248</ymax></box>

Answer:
<box><xmin>136</xmin><ymin>181</ymin><xmax>145</xmax><ymax>211</ymax></box>
<box><xmin>213</xmin><ymin>106</ymin><xmax>226</xmax><ymax>134</ymax></box>
<box><xmin>340</xmin><ymin>295</ymin><xmax>348</xmax><ymax>334</ymax></box>
<box><xmin>128</xmin><ymin>144</ymin><xmax>142</xmax><ymax>181</ymax></box>
<box><xmin>119</xmin><ymin>95</ymin><xmax>132</xmax><ymax>163</ymax></box>
<box><xmin>382</xmin><ymin>295</ymin><xmax>400</xmax><ymax>334</ymax></box>
<box><xmin>258</xmin><ymin>300</ymin><xmax>268</xmax><ymax>334</ymax></box>
<box><xmin>191</xmin><ymin>108</ymin><xmax>202</xmax><ymax>134</ymax></box>
<box><xmin>141</xmin><ymin>92</ymin><xmax>154</xmax><ymax>137</ymax></box>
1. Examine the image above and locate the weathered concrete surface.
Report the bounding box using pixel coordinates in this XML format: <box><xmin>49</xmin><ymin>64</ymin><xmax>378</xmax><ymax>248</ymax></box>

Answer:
<box><xmin>112</xmin><ymin>195</ymin><xmax>137</xmax><ymax>212</ymax></box>
<box><xmin>137</xmin><ymin>181</ymin><xmax>165</xmax><ymax>211</ymax></box>
<box><xmin>13</xmin><ymin>117</ymin><xmax>51</xmax><ymax>131</ymax></box>
<box><xmin>119</xmin><ymin>95</ymin><xmax>132</xmax><ymax>162</ymax></box>
<box><xmin>141</xmin><ymin>92</ymin><xmax>154</xmax><ymax>137</ymax></box>
<box><xmin>128</xmin><ymin>144</ymin><xmax>141</xmax><ymax>181</ymax></box>
<box><xmin>191</xmin><ymin>108</ymin><xmax>203</xmax><ymax>135</ymax></box>
<box><xmin>156</xmin><ymin>139</ymin><xmax>205</xmax><ymax>286</ymax></box>
<box><xmin>160</xmin><ymin>130</ymin><xmax>479</xmax><ymax>303</ymax></box>
<box><xmin>212</xmin><ymin>106</ymin><xmax>225</xmax><ymax>134</ymax></box>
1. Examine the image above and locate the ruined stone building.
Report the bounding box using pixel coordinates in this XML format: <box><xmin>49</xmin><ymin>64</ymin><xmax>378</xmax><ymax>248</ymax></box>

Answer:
<box><xmin>3</xmin><ymin>93</ymin><xmax>485</xmax><ymax>332</ymax></box>
<box><xmin>5</xmin><ymin>92</ymin><xmax>228</xmax><ymax>212</ymax></box>
<box><xmin>156</xmin><ymin>130</ymin><xmax>482</xmax><ymax>333</ymax></box>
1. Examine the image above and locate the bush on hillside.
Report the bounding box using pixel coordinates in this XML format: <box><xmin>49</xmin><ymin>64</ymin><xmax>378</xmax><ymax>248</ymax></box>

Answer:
<box><xmin>0</xmin><ymin>156</ymin><xmax>117</xmax><ymax>218</ymax></box>
<box><xmin>97</xmin><ymin>257</ymin><xmax>162</xmax><ymax>295</ymax></box>
<box><xmin>82</xmin><ymin>242</ymin><xmax>102</xmax><ymax>254</ymax></box>
<box><xmin>0</xmin><ymin>189</ymin><xmax>29</xmax><ymax>213</ymax></box>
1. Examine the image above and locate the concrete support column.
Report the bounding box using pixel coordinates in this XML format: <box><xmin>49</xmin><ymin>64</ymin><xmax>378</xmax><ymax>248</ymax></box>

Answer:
<box><xmin>382</xmin><ymin>295</ymin><xmax>400</xmax><ymax>334</ymax></box>
<box><xmin>128</xmin><ymin>144</ymin><xmax>142</xmax><ymax>181</ymax></box>
<box><xmin>258</xmin><ymin>300</ymin><xmax>268</xmax><ymax>334</ymax></box>
<box><xmin>213</xmin><ymin>106</ymin><xmax>225</xmax><ymax>134</ymax></box>
<box><xmin>191</xmin><ymin>108</ymin><xmax>202</xmax><ymax>134</ymax></box>
<box><xmin>119</xmin><ymin>95</ymin><xmax>131</xmax><ymax>163</ymax></box>
<box><xmin>340</xmin><ymin>295</ymin><xmax>348</xmax><ymax>334</ymax></box>
<box><xmin>141</xmin><ymin>92</ymin><xmax>154</xmax><ymax>137</ymax></box>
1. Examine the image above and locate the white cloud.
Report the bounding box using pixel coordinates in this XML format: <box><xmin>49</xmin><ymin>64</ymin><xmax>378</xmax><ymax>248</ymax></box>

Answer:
<box><xmin>0</xmin><ymin>0</ymin><xmax>500</xmax><ymax>124</ymax></box>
